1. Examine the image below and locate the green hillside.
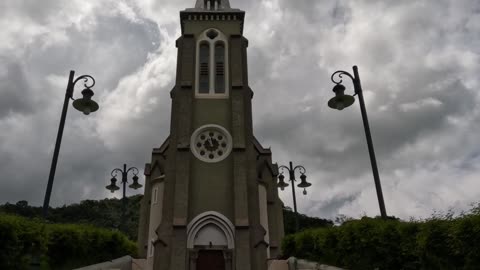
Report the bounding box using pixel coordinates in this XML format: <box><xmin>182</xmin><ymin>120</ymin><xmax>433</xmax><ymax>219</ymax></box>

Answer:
<box><xmin>1</xmin><ymin>196</ymin><xmax>143</xmax><ymax>241</ymax></box>
<box><xmin>0</xmin><ymin>196</ymin><xmax>332</xmax><ymax>240</ymax></box>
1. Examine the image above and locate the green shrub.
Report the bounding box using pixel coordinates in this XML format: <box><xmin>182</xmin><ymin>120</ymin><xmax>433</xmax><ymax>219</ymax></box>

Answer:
<box><xmin>0</xmin><ymin>195</ymin><xmax>143</xmax><ymax>241</ymax></box>
<box><xmin>0</xmin><ymin>214</ymin><xmax>47</xmax><ymax>270</ymax></box>
<box><xmin>282</xmin><ymin>212</ymin><xmax>480</xmax><ymax>269</ymax></box>
<box><xmin>0</xmin><ymin>214</ymin><xmax>136</xmax><ymax>270</ymax></box>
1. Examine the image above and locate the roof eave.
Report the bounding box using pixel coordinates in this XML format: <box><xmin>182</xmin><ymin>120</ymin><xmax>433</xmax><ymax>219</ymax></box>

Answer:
<box><xmin>179</xmin><ymin>10</ymin><xmax>246</xmax><ymax>35</ymax></box>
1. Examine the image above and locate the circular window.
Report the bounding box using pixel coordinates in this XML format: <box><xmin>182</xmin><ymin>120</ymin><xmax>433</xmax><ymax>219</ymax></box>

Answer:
<box><xmin>190</xmin><ymin>124</ymin><xmax>232</xmax><ymax>163</ymax></box>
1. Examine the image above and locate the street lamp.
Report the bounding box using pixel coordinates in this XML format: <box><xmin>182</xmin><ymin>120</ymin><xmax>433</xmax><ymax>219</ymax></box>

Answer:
<box><xmin>106</xmin><ymin>164</ymin><xmax>142</xmax><ymax>229</ymax></box>
<box><xmin>328</xmin><ymin>65</ymin><xmax>387</xmax><ymax>219</ymax></box>
<box><xmin>277</xmin><ymin>161</ymin><xmax>311</xmax><ymax>232</ymax></box>
<box><xmin>42</xmin><ymin>70</ymin><xmax>99</xmax><ymax>218</ymax></box>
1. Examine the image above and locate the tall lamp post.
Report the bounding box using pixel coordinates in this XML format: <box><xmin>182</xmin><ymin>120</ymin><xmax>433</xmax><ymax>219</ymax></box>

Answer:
<box><xmin>277</xmin><ymin>162</ymin><xmax>311</xmax><ymax>232</ymax></box>
<box><xmin>106</xmin><ymin>164</ymin><xmax>142</xmax><ymax>230</ymax></box>
<box><xmin>43</xmin><ymin>70</ymin><xmax>99</xmax><ymax>218</ymax></box>
<box><xmin>327</xmin><ymin>65</ymin><xmax>387</xmax><ymax>219</ymax></box>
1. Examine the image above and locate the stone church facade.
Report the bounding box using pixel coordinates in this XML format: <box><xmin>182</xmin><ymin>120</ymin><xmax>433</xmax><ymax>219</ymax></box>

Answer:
<box><xmin>137</xmin><ymin>1</ymin><xmax>285</xmax><ymax>269</ymax></box>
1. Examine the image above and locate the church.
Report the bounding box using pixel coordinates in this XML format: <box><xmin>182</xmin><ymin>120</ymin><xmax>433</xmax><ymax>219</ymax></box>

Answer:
<box><xmin>136</xmin><ymin>0</ymin><xmax>286</xmax><ymax>269</ymax></box>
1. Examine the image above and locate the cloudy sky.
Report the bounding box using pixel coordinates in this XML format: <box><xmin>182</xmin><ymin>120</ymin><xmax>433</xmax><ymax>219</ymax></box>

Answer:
<box><xmin>1</xmin><ymin>0</ymin><xmax>479</xmax><ymax>221</ymax></box>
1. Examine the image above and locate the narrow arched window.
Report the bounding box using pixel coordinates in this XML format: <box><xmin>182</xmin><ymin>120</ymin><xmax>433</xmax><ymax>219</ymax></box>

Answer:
<box><xmin>196</xmin><ymin>28</ymin><xmax>228</xmax><ymax>98</ymax></box>
<box><xmin>215</xmin><ymin>42</ymin><xmax>225</xmax><ymax>94</ymax></box>
<box><xmin>199</xmin><ymin>43</ymin><xmax>210</xmax><ymax>94</ymax></box>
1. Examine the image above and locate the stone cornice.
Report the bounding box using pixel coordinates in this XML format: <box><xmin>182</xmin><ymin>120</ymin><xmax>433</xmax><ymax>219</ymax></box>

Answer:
<box><xmin>180</xmin><ymin>10</ymin><xmax>245</xmax><ymax>34</ymax></box>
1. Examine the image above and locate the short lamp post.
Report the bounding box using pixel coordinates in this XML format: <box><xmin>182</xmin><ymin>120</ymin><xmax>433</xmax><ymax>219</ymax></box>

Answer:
<box><xmin>42</xmin><ymin>70</ymin><xmax>99</xmax><ymax>219</ymax></box>
<box><xmin>106</xmin><ymin>164</ymin><xmax>142</xmax><ymax>230</ymax></box>
<box><xmin>277</xmin><ymin>162</ymin><xmax>311</xmax><ymax>232</ymax></box>
<box><xmin>328</xmin><ymin>65</ymin><xmax>387</xmax><ymax>219</ymax></box>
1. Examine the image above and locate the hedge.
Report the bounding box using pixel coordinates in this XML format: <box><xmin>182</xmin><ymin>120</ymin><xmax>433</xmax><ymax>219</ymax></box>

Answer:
<box><xmin>282</xmin><ymin>213</ymin><xmax>480</xmax><ymax>269</ymax></box>
<box><xmin>0</xmin><ymin>214</ymin><xmax>137</xmax><ymax>270</ymax></box>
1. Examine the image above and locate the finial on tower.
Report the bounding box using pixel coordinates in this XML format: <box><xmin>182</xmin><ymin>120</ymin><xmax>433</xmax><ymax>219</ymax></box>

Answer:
<box><xmin>195</xmin><ymin>0</ymin><xmax>231</xmax><ymax>10</ymax></box>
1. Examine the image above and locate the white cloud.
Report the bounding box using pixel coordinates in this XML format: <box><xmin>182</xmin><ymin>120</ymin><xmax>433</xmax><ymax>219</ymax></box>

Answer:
<box><xmin>399</xmin><ymin>97</ymin><xmax>443</xmax><ymax>112</ymax></box>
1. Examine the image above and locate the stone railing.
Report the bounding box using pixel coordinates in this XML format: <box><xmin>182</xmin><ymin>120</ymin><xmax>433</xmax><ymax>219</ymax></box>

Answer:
<box><xmin>268</xmin><ymin>257</ymin><xmax>345</xmax><ymax>270</ymax></box>
<box><xmin>73</xmin><ymin>256</ymin><xmax>146</xmax><ymax>270</ymax></box>
<box><xmin>75</xmin><ymin>255</ymin><xmax>341</xmax><ymax>270</ymax></box>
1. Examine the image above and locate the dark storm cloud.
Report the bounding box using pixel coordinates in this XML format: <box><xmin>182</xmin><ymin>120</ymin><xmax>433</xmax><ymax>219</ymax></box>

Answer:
<box><xmin>0</xmin><ymin>0</ymin><xmax>162</xmax><ymax>206</ymax></box>
<box><xmin>25</xmin><ymin>14</ymin><xmax>160</xmax><ymax>91</ymax></box>
<box><xmin>0</xmin><ymin>59</ymin><xmax>33</xmax><ymax>116</ymax></box>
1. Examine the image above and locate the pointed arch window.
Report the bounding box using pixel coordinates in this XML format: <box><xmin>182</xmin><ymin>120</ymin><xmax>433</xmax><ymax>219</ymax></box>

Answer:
<box><xmin>196</xmin><ymin>29</ymin><xmax>229</xmax><ymax>98</ymax></box>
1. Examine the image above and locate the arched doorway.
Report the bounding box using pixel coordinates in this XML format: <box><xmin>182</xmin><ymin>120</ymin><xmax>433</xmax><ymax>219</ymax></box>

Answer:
<box><xmin>187</xmin><ymin>211</ymin><xmax>235</xmax><ymax>270</ymax></box>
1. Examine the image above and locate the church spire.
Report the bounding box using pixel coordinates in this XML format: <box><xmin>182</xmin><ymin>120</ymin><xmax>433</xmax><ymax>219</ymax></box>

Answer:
<box><xmin>194</xmin><ymin>0</ymin><xmax>231</xmax><ymax>10</ymax></box>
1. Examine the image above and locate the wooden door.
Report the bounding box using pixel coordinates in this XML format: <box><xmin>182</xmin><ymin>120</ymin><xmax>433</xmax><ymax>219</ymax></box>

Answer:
<box><xmin>196</xmin><ymin>250</ymin><xmax>225</xmax><ymax>270</ymax></box>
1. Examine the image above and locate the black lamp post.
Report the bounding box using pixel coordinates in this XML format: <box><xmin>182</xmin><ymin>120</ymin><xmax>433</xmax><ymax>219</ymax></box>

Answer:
<box><xmin>42</xmin><ymin>70</ymin><xmax>99</xmax><ymax>219</ymax></box>
<box><xmin>106</xmin><ymin>164</ymin><xmax>142</xmax><ymax>230</ymax></box>
<box><xmin>277</xmin><ymin>162</ymin><xmax>311</xmax><ymax>232</ymax></box>
<box><xmin>328</xmin><ymin>65</ymin><xmax>387</xmax><ymax>219</ymax></box>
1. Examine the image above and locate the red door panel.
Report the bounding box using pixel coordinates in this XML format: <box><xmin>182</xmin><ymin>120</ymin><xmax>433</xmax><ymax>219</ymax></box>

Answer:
<box><xmin>196</xmin><ymin>250</ymin><xmax>225</xmax><ymax>270</ymax></box>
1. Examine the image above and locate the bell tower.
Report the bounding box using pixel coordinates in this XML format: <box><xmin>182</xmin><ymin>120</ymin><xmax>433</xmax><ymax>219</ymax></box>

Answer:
<box><xmin>137</xmin><ymin>1</ymin><xmax>285</xmax><ymax>269</ymax></box>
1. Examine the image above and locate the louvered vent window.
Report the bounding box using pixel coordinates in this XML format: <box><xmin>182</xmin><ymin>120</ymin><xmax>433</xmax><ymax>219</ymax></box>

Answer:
<box><xmin>215</xmin><ymin>43</ymin><xmax>225</xmax><ymax>94</ymax></box>
<box><xmin>199</xmin><ymin>43</ymin><xmax>210</xmax><ymax>94</ymax></box>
